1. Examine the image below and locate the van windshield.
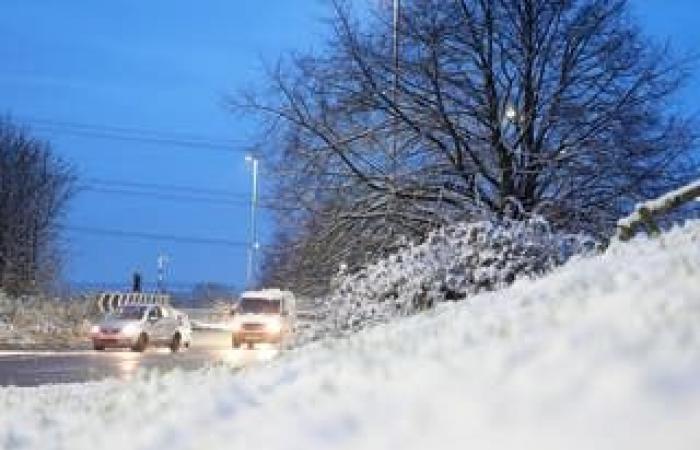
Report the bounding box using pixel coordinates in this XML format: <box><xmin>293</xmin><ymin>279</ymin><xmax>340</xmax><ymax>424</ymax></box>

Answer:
<box><xmin>237</xmin><ymin>298</ymin><xmax>280</xmax><ymax>314</ymax></box>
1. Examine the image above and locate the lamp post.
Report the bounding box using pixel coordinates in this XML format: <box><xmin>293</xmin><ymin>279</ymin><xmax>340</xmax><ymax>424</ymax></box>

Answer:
<box><xmin>387</xmin><ymin>0</ymin><xmax>400</xmax><ymax>239</ymax></box>
<box><xmin>245</xmin><ymin>154</ymin><xmax>259</xmax><ymax>287</ymax></box>
<box><xmin>391</xmin><ymin>0</ymin><xmax>400</xmax><ymax>183</ymax></box>
<box><xmin>156</xmin><ymin>252</ymin><xmax>169</xmax><ymax>293</ymax></box>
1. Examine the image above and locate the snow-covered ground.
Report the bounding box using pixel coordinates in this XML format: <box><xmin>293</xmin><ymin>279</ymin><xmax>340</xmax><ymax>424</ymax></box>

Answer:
<box><xmin>0</xmin><ymin>295</ymin><xmax>93</xmax><ymax>350</ymax></box>
<box><xmin>325</xmin><ymin>218</ymin><xmax>593</xmax><ymax>334</ymax></box>
<box><xmin>1</xmin><ymin>221</ymin><xmax>700</xmax><ymax>449</ymax></box>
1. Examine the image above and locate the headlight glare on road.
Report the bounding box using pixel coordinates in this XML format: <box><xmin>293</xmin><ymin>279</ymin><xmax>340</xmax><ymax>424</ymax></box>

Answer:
<box><xmin>265</xmin><ymin>318</ymin><xmax>282</xmax><ymax>334</ymax></box>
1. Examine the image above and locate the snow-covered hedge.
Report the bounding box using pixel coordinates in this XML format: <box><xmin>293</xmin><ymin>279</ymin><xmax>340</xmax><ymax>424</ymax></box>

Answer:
<box><xmin>0</xmin><ymin>293</ymin><xmax>96</xmax><ymax>349</ymax></box>
<box><xmin>325</xmin><ymin>218</ymin><xmax>595</xmax><ymax>332</ymax></box>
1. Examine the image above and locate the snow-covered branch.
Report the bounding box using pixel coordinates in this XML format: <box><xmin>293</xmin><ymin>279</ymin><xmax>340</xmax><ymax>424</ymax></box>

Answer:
<box><xmin>617</xmin><ymin>178</ymin><xmax>700</xmax><ymax>241</ymax></box>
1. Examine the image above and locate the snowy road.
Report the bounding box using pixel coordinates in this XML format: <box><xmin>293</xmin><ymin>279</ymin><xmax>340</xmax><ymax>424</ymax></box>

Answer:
<box><xmin>0</xmin><ymin>330</ymin><xmax>278</xmax><ymax>386</ymax></box>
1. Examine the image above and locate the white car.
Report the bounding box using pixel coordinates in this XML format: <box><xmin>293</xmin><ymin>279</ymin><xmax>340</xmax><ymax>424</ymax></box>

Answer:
<box><xmin>90</xmin><ymin>304</ymin><xmax>192</xmax><ymax>352</ymax></box>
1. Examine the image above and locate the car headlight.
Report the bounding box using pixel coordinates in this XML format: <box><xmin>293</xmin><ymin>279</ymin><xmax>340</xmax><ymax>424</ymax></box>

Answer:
<box><xmin>90</xmin><ymin>325</ymin><xmax>101</xmax><ymax>334</ymax></box>
<box><xmin>265</xmin><ymin>318</ymin><xmax>282</xmax><ymax>333</ymax></box>
<box><xmin>121</xmin><ymin>323</ymin><xmax>140</xmax><ymax>336</ymax></box>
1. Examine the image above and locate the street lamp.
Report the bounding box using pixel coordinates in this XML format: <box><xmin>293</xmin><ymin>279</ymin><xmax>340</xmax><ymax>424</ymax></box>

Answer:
<box><xmin>156</xmin><ymin>253</ymin><xmax>169</xmax><ymax>293</ymax></box>
<box><xmin>504</xmin><ymin>105</ymin><xmax>517</xmax><ymax>122</ymax></box>
<box><xmin>245</xmin><ymin>154</ymin><xmax>259</xmax><ymax>287</ymax></box>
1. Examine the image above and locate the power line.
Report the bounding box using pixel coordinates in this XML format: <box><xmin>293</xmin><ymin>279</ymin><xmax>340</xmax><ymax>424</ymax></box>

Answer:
<box><xmin>78</xmin><ymin>185</ymin><xmax>252</xmax><ymax>206</ymax></box>
<box><xmin>85</xmin><ymin>178</ymin><xmax>244</xmax><ymax>198</ymax></box>
<box><xmin>19</xmin><ymin>115</ymin><xmax>241</xmax><ymax>148</ymax></box>
<box><xmin>14</xmin><ymin>116</ymin><xmax>256</xmax><ymax>154</ymax></box>
<box><xmin>33</xmin><ymin>124</ymin><xmax>244</xmax><ymax>153</ymax></box>
<box><xmin>66</xmin><ymin>225</ymin><xmax>250</xmax><ymax>247</ymax></box>
<box><xmin>78</xmin><ymin>184</ymin><xmax>299</xmax><ymax>210</ymax></box>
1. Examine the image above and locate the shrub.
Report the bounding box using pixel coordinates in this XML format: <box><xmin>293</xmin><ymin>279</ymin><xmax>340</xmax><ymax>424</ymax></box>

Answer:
<box><xmin>325</xmin><ymin>217</ymin><xmax>595</xmax><ymax>333</ymax></box>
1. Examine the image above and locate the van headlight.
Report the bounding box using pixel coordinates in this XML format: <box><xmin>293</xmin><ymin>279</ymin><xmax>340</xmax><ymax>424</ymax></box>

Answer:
<box><xmin>265</xmin><ymin>318</ymin><xmax>282</xmax><ymax>334</ymax></box>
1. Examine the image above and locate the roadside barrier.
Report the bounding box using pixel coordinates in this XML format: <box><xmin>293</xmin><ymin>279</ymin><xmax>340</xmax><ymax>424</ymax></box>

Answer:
<box><xmin>95</xmin><ymin>292</ymin><xmax>170</xmax><ymax>313</ymax></box>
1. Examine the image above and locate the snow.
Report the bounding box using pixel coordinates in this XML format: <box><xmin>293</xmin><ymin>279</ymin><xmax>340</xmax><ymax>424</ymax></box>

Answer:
<box><xmin>1</xmin><ymin>221</ymin><xmax>700</xmax><ymax>449</ymax></box>
<box><xmin>324</xmin><ymin>217</ymin><xmax>594</xmax><ymax>334</ymax></box>
<box><xmin>0</xmin><ymin>295</ymin><xmax>93</xmax><ymax>349</ymax></box>
<box><xmin>617</xmin><ymin>178</ymin><xmax>700</xmax><ymax>240</ymax></box>
<box><xmin>641</xmin><ymin>178</ymin><xmax>700</xmax><ymax>212</ymax></box>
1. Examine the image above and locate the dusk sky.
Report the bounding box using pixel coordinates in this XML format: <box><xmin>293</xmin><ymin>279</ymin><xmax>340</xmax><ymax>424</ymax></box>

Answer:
<box><xmin>1</xmin><ymin>1</ymin><xmax>698</xmax><ymax>292</ymax></box>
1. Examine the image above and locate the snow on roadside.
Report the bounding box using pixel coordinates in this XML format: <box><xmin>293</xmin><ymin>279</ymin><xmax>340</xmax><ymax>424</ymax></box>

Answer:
<box><xmin>1</xmin><ymin>221</ymin><xmax>700</xmax><ymax>450</ymax></box>
<box><xmin>325</xmin><ymin>218</ymin><xmax>594</xmax><ymax>334</ymax></box>
<box><xmin>0</xmin><ymin>295</ymin><xmax>94</xmax><ymax>350</ymax></box>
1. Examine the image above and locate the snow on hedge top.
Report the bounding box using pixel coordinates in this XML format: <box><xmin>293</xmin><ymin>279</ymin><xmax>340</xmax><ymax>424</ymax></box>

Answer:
<box><xmin>328</xmin><ymin>218</ymin><xmax>593</xmax><ymax>331</ymax></box>
<box><xmin>1</xmin><ymin>221</ymin><xmax>700</xmax><ymax>450</ymax></box>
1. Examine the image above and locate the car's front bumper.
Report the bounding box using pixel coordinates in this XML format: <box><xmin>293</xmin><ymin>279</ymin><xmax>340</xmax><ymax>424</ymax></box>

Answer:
<box><xmin>91</xmin><ymin>333</ymin><xmax>139</xmax><ymax>347</ymax></box>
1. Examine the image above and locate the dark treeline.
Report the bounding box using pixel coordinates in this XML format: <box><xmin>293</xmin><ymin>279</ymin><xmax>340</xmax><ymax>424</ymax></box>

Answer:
<box><xmin>0</xmin><ymin>119</ymin><xmax>76</xmax><ymax>296</ymax></box>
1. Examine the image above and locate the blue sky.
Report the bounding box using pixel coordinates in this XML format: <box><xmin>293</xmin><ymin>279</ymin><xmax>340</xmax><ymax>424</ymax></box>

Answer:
<box><xmin>1</xmin><ymin>1</ymin><xmax>698</xmax><ymax>292</ymax></box>
<box><xmin>1</xmin><ymin>1</ymin><xmax>328</xmax><ymax>292</ymax></box>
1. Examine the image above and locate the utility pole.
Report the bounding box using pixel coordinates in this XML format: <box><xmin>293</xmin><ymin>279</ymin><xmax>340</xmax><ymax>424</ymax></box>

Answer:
<box><xmin>387</xmin><ymin>0</ymin><xmax>400</xmax><ymax>243</ymax></box>
<box><xmin>157</xmin><ymin>252</ymin><xmax>169</xmax><ymax>293</ymax></box>
<box><xmin>393</xmin><ymin>0</ymin><xmax>400</xmax><ymax>120</ymax></box>
<box><xmin>245</xmin><ymin>154</ymin><xmax>259</xmax><ymax>287</ymax></box>
<box><xmin>392</xmin><ymin>0</ymin><xmax>400</xmax><ymax>166</ymax></box>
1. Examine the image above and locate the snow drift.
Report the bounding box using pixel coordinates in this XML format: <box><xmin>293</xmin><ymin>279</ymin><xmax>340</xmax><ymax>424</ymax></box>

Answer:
<box><xmin>325</xmin><ymin>218</ymin><xmax>593</xmax><ymax>333</ymax></box>
<box><xmin>1</xmin><ymin>221</ymin><xmax>700</xmax><ymax>450</ymax></box>
<box><xmin>0</xmin><ymin>294</ymin><xmax>94</xmax><ymax>349</ymax></box>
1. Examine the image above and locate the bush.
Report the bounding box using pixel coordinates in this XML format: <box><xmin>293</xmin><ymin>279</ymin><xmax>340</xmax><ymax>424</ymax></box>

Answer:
<box><xmin>324</xmin><ymin>217</ymin><xmax>595</xmax><ymax>333</ymax></box>
<box><xmin>0</xmin><ymin>292</ymin><xmax>98</xmax><ymax>348</ymax></box>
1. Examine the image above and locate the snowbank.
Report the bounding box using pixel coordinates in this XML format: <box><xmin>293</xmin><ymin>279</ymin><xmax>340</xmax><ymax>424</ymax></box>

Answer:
<box><xmin>0</xmin><ymin>294</ymin><xmax>94</xmax><ymax>349</ymax></box>
<box><xmin>326</xmin><ymin>218</ymin><xmax>593</xmax><ymax>333</ymax></box>
<box><xmin>1</xmin><ymin>221</ymin><xmax>700</xmax><ymax>450</ymax></box>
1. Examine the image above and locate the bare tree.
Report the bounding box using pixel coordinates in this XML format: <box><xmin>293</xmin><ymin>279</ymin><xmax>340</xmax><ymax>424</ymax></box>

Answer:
<box><xmin>0</xmin><ymin>119</ymin><xmax>76</xmax><ymax>295</ymax></box>
<box><xmin>240</xmin><ymin>0</ymin><xmax>698</xmax><ymax>294</ymax></box>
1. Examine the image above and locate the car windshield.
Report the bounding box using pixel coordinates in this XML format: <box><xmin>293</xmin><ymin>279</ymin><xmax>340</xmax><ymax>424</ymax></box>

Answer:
<box><xmin>110</xmin><ymin>306</ymin><xmax>147</xmax><ymax>320</ymax></box>
<box><xmin>237</xmin><ymin>298</ymin><xmax>280</xmax><ymax>314</ymax></box>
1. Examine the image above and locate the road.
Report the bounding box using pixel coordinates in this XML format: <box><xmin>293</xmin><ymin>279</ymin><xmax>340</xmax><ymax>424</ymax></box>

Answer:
<box><xmin>0</xmin><ymin>329</ymin><xmax>279</xmax><ymax>387</ymax></box>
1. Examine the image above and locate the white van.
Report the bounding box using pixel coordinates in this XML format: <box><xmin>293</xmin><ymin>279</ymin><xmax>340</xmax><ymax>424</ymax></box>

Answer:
<box><xmin>230</xmin><ymin>289</ymin><xmax>296</xmax><ymax>349</ymax></box>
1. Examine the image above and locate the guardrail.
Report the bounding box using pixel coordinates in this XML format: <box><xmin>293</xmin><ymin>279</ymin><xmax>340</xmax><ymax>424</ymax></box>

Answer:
<box><xmin>95</xmin><ymin>292</ymin><xmax>170</xmax><ymax>313</ymax></box>
<box><xmin>616</xmin><ymin>179</ymin><xmax>700</xmax><ymax>241</ymax></box>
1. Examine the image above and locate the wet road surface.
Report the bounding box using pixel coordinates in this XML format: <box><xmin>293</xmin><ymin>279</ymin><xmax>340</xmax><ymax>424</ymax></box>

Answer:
<box><xmin>0</xmin><ymin>330</ymin><xmax>279</xmax><ymax>387</ymax></box>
